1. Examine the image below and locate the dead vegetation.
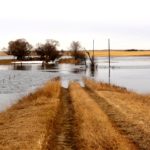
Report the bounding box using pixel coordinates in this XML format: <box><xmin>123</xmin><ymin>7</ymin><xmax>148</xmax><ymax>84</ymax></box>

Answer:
<box><xmin>88</xmin><ymin>50</ymin><xmax>150</xmax><ymax>57</ymax></box>
<box><xmin>0</xmin><ymin>51</ymin><xmax>8</xmax><ymax>56</ymax></box>
<box><xmin>58</xmin><ymin>58</ymin><xmax>79</xmax><ymax>64</ymax></box>
<box><xmin>0</xmin><ymin>78</ymin><xmax>61</xmax><ymax>150</ymax></box>
<box><xmin>84</xmin><ymin>78</ymin><xmax>150</xmax><ymax>150</ymax></box>
<box><xmin>44</xmin><ymin>88</ymin><xmax>77</xmax><ymax>150</ymax></box>
<box><xmin>69</xmin><ymin>82</ymin><xmax>137</xmax><ymax>150</ymax></box>
<box><xmin>0</xmin><ymin>78</ymin><xmax>149</xmax><ymax>149</ymax></box>
<box><xmin>0</xmin><ymin>59</ymin><xmax>14</xmax><ymax>65</ymax></box>
<box><xmin>84</xmin><ymin>78</ymin><xmax>128</xmax><ymax>92</ymax></box>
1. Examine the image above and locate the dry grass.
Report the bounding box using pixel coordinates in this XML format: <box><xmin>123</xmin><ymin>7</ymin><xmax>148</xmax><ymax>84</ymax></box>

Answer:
<box><xmin>59</xmin><ymin>58</ymin><xmax>80</xmax><ymax>64</ymax></box>
<box><xmin>44</xmin><ymin>88</ymin><xmax>78</xmax><ymax>150</ymax></box>
<box><xmin>96</xmin><ymin>91</ymin><xmax>150</xmax><ymax>150</ymax></box>
<box><xmin>0</xmin><ymin>59</ymin><xmax>14</xmax><ymax>65</ymax></box>
<box><xmin>84</xmin><ymin>79</ymin><xmax>150</xmax><ymax>150</ymax></box>
<box><xmin>69</xmin><ymin>82</ymin><xmax>136</xmax><ymax>150</ymax></box>
<box><xmin>0</xmin><ymin>78</ymin><xmax>61</xmax><ymax>150</ymax></box>
<box><xmin>0</xmin><ymin>76</ymin><xmax>149</xmax><ymax>149</ymax></box>
<box><xmin>84</xmin><ymin>78</ymin><xmax>128</xmax><ymax>92</ymax></box>
<box><xmin>40</xmin><ymin>78</ymin><xmax>61</xmax><ymax>98</ymax></box>
<box><xmin>84</xmin><ymin>78</ymin><xmax>150</xmax><ymax>105</ymax></box>
<box><xmin>88</xmin><ymin>50</ymin><xmax>150</xmax><ymax>57</ymax></box>
<box><xmin>63</xmin><ymin>50</ymin><xmax>150</xmax><ymax>57</ymax></box>
<box><xmin>0</xmin><ymin>51</ymin><xmax>8</xmax><ymax>56</ymax></box>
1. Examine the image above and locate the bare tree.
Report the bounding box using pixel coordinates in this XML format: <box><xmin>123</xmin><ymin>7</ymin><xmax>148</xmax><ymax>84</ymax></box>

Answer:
<box><xmin>8</xmin><ymin>39</ymin><xmax>32</xmax><ymax>60</ymax></box>
<box><xmin>84</xmin><ymin>49</ymin><xmax>95</xmax><ymax>70</ymax></box>
<box><xmin>70</xmin><ymin>41</ymin><xmax>82</xmax><ymax>60</ymax></box>
<box><xmin>35</xmin><ymin>39</ymin><xmax>60</xmax><ymax>63</ymax></box>
<box><xmin>46</xmin><ymin>39</ymin><xmax>59</xmax><ymax>47</ymax></box>
<box><xmin>35</xmin><ymin>43</ymin><xmax>45</xmax><ymax>60</ymax></box>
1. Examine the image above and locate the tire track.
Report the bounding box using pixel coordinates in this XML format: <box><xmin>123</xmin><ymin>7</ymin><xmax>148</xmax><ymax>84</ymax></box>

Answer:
<box><xmin>69</xmin><ymin>82</ymin><xmax>137</xmax><ymax>150</ymax></box>
<box><xmin>84</xmin><ymin>86</ymin><xmax>149</xmax><ymax>150</ymax></box>
<box><xmin>44</xmin><ymin>88</ymin><xmax>77</xmax><ymax>150</ymax></box>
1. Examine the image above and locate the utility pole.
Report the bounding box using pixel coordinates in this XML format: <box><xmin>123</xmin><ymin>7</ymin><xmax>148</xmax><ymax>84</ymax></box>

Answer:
<box><xmin>93</xmin><ymin>39</ymin><xmax>95</xmax><ymax>57</ymax></box>
<box><xmin>92</xmin><ymin>39</ymin><xmax>95</xmax><ymax>66</ymax></box>
<box><xmin>108</xmin><ymin>38</ymin><xmax>111</xmax><ymax>84</ymax></box>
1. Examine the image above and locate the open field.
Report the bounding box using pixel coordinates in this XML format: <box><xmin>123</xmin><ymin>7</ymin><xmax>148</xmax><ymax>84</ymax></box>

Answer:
<box><xmin>63</xmin><ymin>50</ymin><xmax>150</xmax><ymax>57</ymax></box>
<box><xmin>0</xmin><ymin>51</ymin><xmax>7</xmax><ymax>56</ymax></box>
<box><xmin>88</xmin><ymin>50</ymin><xmax>150</xmax><ymax>57</ymax></box>
<box><xmin>0</xmin><ymin>78</ymin><xmax>149</xmax><ymax>149</ymax></box>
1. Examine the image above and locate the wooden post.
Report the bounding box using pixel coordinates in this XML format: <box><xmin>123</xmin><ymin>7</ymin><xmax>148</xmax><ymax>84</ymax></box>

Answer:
<box><xmin>93</xmin><ymin>40</ymin><xmax>94</xmax><ymax>58</ymax></box>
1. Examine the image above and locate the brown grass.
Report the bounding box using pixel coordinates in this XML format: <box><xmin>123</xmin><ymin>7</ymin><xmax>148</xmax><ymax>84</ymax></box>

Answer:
<box><xmin>84</xmin><ymin>78</ymin><xmax>150</xmax><ymax>105</ymax></box>
<box><xmin>84</xmin><ymin>78</ymin><xmax>128</xmax><ymax>92</ymax></box>
<box><xmin>0</xmin><ymin>51</ymin><xmax>8</xmax><ymax>56</ymax></box>
<box><xmin>59</xmin><ymin>58</ymin><xmax>80</xmax><ymax>64</ymax></box>
<box><xmin>63</xmin><ymin>50</ymin><xmax>150</xmax><ymax>57</ymax></box>
<box><xmin>0</xmin><ymin>76</ymin><xmax>149</xmax><ymax>149</ymax></box>
<box><xmin>69</xmin><ymin>82</ymin><xmax>136</xmax><ymax>150</ymax></box>
<box><xmin>44</xmin><ymin>88</ymin><xmax>78</xmax><ymax>150</ymax></box>
<box><xmin>0</xmin><ymin>59</ymin><xmax>14</xmax><ymax>65</ymax></box>
<box><xmin>88</xmin><ymin>50</ymin><xmax>150</xmax><ymax>57</ymax></box>
<box><xmin>84</xmin><ymin>79</ymin><xmax>150</xmax><ymax>150</ymax></box>
<box><xmin>0</xmin><ymin>78</ymin><xmax>61</xmax><ymax>150</ymax></box>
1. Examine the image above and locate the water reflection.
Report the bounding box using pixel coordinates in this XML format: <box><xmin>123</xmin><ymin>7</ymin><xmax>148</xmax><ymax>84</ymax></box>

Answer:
<box><xmin>85</xmin><ymin>67</ymin><xmax>94</xmax><ymax>77</ymax></box>
<box><xmin>13</xmin><ymin>64</ymin><xmax>32</xmax><ymax>70</ymax></box>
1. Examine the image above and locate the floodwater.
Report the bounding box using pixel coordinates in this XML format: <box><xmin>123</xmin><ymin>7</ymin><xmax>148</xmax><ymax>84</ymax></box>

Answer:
<box><xmin>93</xmin><ymin>56</ymin><xmax>150</xmax><ymax>93</ymax></box>
<box><xmin>0</xmin><ymin>56</ymin><xmax>14</xmax><ymax>60</ymax></box>
<box><xmin>0</xmin><ymin>56</ymin><xmax>150</xmax><ymax>111</ymax></box>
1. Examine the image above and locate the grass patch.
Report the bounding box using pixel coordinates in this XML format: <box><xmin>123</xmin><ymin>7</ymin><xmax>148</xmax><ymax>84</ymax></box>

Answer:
<box><xmin>0</xmin><ymin>59</ymin><xmax>14</xmax><ymax>65</ymax></box>
<box><xmin>58</xmin><ymin>58</ymin><xmax>80</xmax><ymax>64</ymax></box>
<box><xmin>88</xmin><ymin>50</ymin><xmax>150</xmax><ymax>57</ymax></box>
<box><xmin>0</xmin><ymin>78</ymin><xmax>61</xmax><ymax>150</ymax></box>
<box><xmin>84</xmin><ymin>79</ymin><xmax>150</xmax><ymax>149</ymax></box>
<box><xmin>84</xmin><ymin>78</ymin><xmax>128</xmax><ymax>92</ymax></box>
<box><xmin>69</xmin><ymin>82</ymin><xmax>136</xmax><ymax>149</ymax></box>
<box><xmin>0</xmin><ymin>77</ymin><xmax>149</xmax><ymax>149</ymax></box>
<box><xmin>0</xmin><ymin>51</ymin><xmax>8</xmax><ymax>56</ymax></box>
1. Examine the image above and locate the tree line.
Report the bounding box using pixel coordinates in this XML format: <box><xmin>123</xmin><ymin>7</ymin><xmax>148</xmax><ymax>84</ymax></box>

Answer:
<box><xmin>7</xmin><ymin>38</ymin><xmax>86</xmax><ymax>63</ymax></box>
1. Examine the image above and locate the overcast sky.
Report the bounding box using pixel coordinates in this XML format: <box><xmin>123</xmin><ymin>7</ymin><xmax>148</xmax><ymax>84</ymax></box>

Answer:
<box><xmin>0</xmin><ymin>0</ymin><xmax>150</xmax><ymax>50</ymax></box>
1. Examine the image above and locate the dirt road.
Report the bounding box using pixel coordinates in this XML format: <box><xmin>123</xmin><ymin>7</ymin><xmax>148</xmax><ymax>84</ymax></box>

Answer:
<box><xmin>44</xmin><ymin>82</ymin><xmax>149</xmax><ymax>149</ymax></box>
<box><xmin>45</xmin><ymin>88</ymin><xmax>77</xmax><ymax>150</ymax></box>
<box><xmin>0</xmin><ymin>79</ymin><xmax>149</xmax><ymax>150</ymax></box>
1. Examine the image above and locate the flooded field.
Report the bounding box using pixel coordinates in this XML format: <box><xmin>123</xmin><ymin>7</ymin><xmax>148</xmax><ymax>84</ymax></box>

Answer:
<box><xmin>93</xmin><ymin>56</ymin><xmax>150</xmax><ymax>93</ymax></box>
<box><xmin>0</xmin><ymin>56</ymin><xmax>150</xmax><ymax>111</ymax></box>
